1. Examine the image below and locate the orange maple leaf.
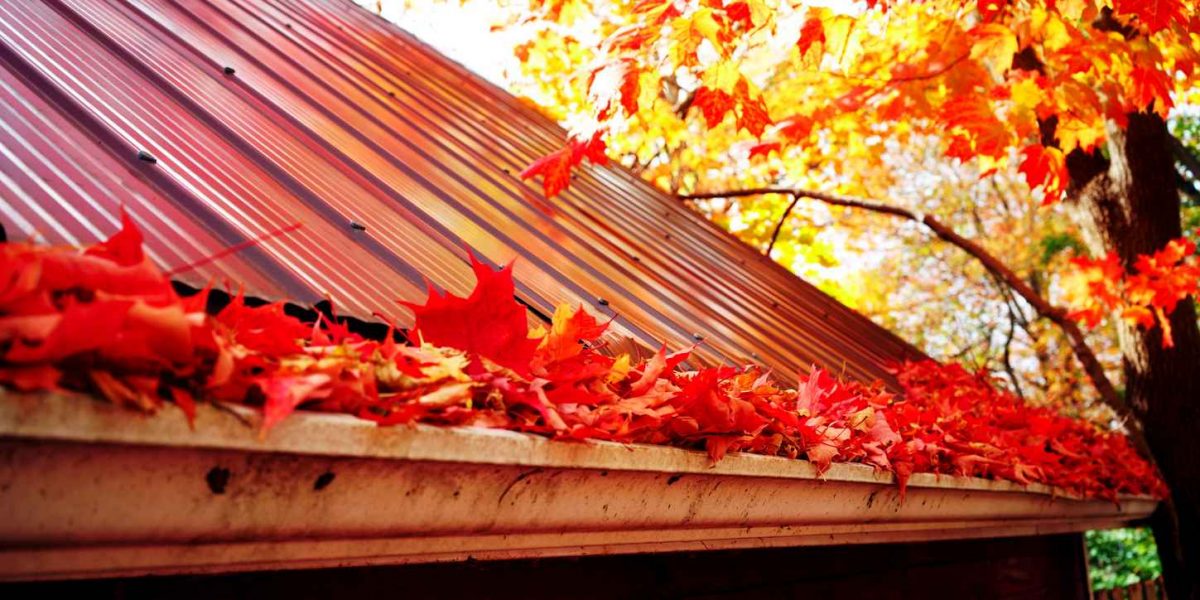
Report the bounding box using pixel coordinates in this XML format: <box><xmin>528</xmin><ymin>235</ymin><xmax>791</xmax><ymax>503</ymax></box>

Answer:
<box><xmin>1062</xmin><ymin>252</ymin><xmax>1124</xmax><ymax>328</ymax></box>
<box><xmin>1018</xmin><ymin>144</ymin><xmax>1067</xmax><ymax>203</ymax></box>
<box><xmin>940</xmin><ymin>95</ymin><xmax>1012</xmax><ymax>162</ymax></box>
<box><xmin>533</xmin><ymin>303</ymin><xmax>610</xmax><ymax>368</ymax></box>
<box><xmin>617</xmin><ymin>65</ymin><xmax>640</xmax><ymax>115</ymax></box>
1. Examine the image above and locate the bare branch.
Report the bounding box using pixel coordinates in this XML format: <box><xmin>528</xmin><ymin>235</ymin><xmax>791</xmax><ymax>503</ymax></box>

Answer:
<box><xmin>1000</xmin><ymin>299</ymin><xmax>1027</xmax><ymax>401</ymax></box>
<box><xmin>765</xmin><ymin>193</ymin><xmax>802</xmax><ymax>256</ymax></box>
<box><xmin>980</xmin><ymin>264</ymin><xmax>1030</xmax><ymax>402</ymax></box>
<box><xmin>677</xmin><ymin>186</ymin><xmax>1137</xmax><ymax>435</ymax></box>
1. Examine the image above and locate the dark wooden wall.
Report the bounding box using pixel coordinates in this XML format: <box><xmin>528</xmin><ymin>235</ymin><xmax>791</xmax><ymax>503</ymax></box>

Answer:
<box><xmin>2</xmin><ymin>534</ymin><xmax>1090</xmax><ymax>599</ymax></box>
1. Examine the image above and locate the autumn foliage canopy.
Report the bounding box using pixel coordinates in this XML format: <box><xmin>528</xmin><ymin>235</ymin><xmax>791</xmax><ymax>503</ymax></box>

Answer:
<box><xmin>0</xmin><ymin>218</ymin><xmax>1163</xmax><ymax>499</ymax></box>
<box><xmin>510</xmin><ymin>0</ymin><xmax>1200</xmax><ymax>348</ymax></box>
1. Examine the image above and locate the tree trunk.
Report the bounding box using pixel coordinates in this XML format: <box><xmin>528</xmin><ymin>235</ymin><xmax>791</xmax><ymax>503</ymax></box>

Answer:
<box><xmin>1067</xmin><ymin>112</ymin><xmax>1200</xmax><ymax>600</ymax></box>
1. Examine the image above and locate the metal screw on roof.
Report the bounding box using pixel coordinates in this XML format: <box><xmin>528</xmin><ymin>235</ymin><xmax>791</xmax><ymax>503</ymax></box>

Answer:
<box><xmin>136</xmin><ymin>150</ymin><xmax>157</xmax><ymax>164</ymax></box>
<box><xmin>597</xmin><ymin>297</ymin><xmax>609</xmax><ymax>306</ymax></box>
<box><xmin>631</xmin><ymin>256</ymin><xmax>640</xmax><ymax>262</ymax></box>
<box><xmin>770</xmin><ymin>300</ymin><xmax>780</xmax><ymax>308</ymax></box>
<box><xmin>692</xmin><ymin>333</ymin><xmax>705</xmax><ymax>342</ymax></box>
<box><xmin>223</xmin><ymin>66</ymin><xmax>236</xmax><ymax>75</ymax></box>
<box><xmin>350</xmin><ymin>221</ymin><xmax>367</xmax><ymax>231</ymax></box>
<box><xmin>664</xmin><ymin>232</ymin><xmax>671</xmax><ymax>240</ymax></box>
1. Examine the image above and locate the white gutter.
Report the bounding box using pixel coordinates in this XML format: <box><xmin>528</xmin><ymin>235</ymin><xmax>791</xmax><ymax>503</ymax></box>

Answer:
<box><xmin>0</xmin><ymin>390</ymin><xmax>1156</xmax><ymax>581</ymax></box>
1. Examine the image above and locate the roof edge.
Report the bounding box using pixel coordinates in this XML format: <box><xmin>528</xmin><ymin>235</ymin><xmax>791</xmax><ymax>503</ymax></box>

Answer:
<box><xmin>0</xmin><ymin>390</ymin><xmax>1156</xmax><ymax>580</ymax></box>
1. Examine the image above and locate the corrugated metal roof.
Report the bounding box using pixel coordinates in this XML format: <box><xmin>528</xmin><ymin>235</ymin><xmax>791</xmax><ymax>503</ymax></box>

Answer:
<box><xmin>0</xmin><ymin>0</ymin><xmax>922</xmax><ymax>385</ymax></box>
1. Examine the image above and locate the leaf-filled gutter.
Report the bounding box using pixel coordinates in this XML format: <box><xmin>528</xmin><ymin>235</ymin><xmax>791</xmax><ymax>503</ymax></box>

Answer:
<box><xmin>0</xmin><ymin>214</ymin><xmax>1164</xmax><ymax>500</ymax></box>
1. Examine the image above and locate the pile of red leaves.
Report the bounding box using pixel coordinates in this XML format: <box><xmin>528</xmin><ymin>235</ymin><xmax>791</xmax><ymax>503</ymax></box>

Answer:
<box><xmin>0</xmin><ymin>218</ymin><xmax>1164</xmax><ymax>500</ymax></box>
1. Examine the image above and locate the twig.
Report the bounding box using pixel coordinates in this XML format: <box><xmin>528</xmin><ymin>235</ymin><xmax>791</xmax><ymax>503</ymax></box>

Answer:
<box><xmin>166</xmin><ymin>222</ymin><xmax>303</xmax><ymax>276</ymax></box>
<box><xmin>765</xmin><ymin>193</ymin><xmax>802</xmax><ymax>256</ymax></box>
<box><xmin>1000</xmin><ymin>297</ymin><xmax>1027</xmax><ymax>401</ymax></box>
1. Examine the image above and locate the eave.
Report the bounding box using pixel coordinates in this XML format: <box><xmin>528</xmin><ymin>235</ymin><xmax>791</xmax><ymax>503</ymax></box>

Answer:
<box><xmin>0</xmin><ymin>390</ymin><xmax>1156</xmax><ymax>581</ymax></box>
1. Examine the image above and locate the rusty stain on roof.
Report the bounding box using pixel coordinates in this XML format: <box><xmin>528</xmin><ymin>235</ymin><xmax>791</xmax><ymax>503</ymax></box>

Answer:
<box><xmin>0</xmin><ymin>0</ymin><xmax>922</xmax><ymax>385</ymax></box>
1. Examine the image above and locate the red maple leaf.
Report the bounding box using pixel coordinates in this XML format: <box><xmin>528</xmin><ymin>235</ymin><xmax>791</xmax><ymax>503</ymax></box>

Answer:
<box><xmin>748</xmin><ymin>141</ymin><xmax>780</xmax><ymax>161</ymax></box>
<box><xmin>520</xmin><ymin>146</ymin><xmax>574</xmax><ymax>198</ymax></box>
<box><xmin>1</xmin><ymin>301</ymin><xmax>135</xmax><ymax>365</ymax></box>
<box><xmin>725</xmin><ymin>2</ymin><xmax>753</xmax><ymax>29</ymax></box>
<box><xmin>673</xmin><ymin>368</ymin><xmax>768</xmax><ymax>441</ymax></box>
<box><xmin>521</xmin><ymin>132</ymin><xmax>607</xmax><ymax>197</ymax></box>
<box><xmin>404</xmin><ymin>254</ymin><xmax>540</xmax><ymax>377</ymax></box>
<box><xmin>796</xmin><ymin>14</ymin><xmax>825</xmax><ymax>56</ymax></box>
<box><xmin>1129</xmin><ymin>66</ymin><xmax>1174</xmax><ymax>115</ymax></box>
<box><xmin>774</xmin><ymin>113</ymin><xmax>815</xmax><ymax>142</ymax></box>
<box><xmin>692</xmin><ymin>85</ymin><xmax>734</xmax><ymax>128</ymax></box>
<box><xmin>1113</xmin><ymin>0</ymin><xmax>1186</xmax><ymax>33</ymax></box>
<box><xmin>258</xmin><ymin>373</ymin><xmax>332</xmax><ymax>433</ymax></box>
<box><xmin>1018</xmin><ymin>144</ymin><xmax>1066</xmax><ymax>203</ymax></box>
<box><xmin>977</xmin><ymin>0</ymin><xmax>1006</xmax><ymax>21</ymax></box>
<box><xmin>84</xmin><ymin>208</ymin><xmax>145</xmax><ymax>266</ymax></box>
<box><xmin>215</xmin><ymin>291</ymin><xmax>310</xmax><ymax>356</ymax></box>
<box><xmin>734</xmin><ymin>78</ymin><xmax>771</xmax><ymax>137</ymax></box>
<box><xmin>14</xmin><ymin>212</ymin><xmax>175</xmax><ymax>305</ymax></box>
<box><xmin>617</xmin><ymin>64</ymin><xmax>640</xmax><ymax>116</ymax></box>
<box><xmin>693</xmin><ymin>79</ymin><xmax>771</xmax><ymax>137</ymax></box>
<box><xmin>0</xmin><ymin>364</ymin><xmax>62</xmax><ymax>392</ymax></box>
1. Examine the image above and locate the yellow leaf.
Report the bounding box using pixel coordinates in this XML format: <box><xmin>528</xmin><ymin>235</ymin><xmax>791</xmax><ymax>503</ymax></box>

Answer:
<box><xmin>1010</xmin><ymin>77</ymin><xmax>1043</xmax><ymax>111</ymax></box>
<box><xmin>821</xmin><ymin>14</ymin><xmax>861</xmax><ymax>68</ymax></box>
<box><xmin>1040</xmin><ymin>11</ymin><xmax>1072</xmax><ymax>52</ymax></box>
<box><xmin>607</xmin><ymin>353</ymin><xmax>631</xmax><ymax>384</ymax></box>
<box><xmin>692</xmin><ymin>8</ymin><xmax>725</xmax><ymax>50</ymax></box>
<box><xmin>702</xmin><ymin>60</ymin><xmax>742</xmax><ymax>93</ymax></box>
<box><xmin>969</xmin><ymin>23</ymin><xmax>1017</xmax><ymax>71</ymax></box>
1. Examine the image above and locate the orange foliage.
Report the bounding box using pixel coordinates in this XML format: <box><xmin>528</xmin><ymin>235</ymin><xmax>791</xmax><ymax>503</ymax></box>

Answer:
<box><xmin>1063</xmin><ymin>235</ymin><xmax>1200</xmax><ymax>347</ymax></box>
<box><xmin>506</xmin><ymin>0</ymin><xmax>1199</xmax><ymax>351</ymax></box>
<box><xmin>514</xmin><ymin>0</ymin><xmax>1195</xmax><ymax>203</ymax></box>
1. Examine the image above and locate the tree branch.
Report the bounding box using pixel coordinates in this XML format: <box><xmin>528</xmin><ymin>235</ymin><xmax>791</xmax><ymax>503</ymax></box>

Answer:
<box><xmin>678</xmin><ymin>187</ymin><xmax>1137</xmax><ymax>431</ymax></box>
<box><xmin>1000</xmin><ymin>298</ymin><xmax>1027</xmax><ymax>401</ymax></box>
<box><xmin>765</xmin><ymin>193</ymin><xmax>802</xmax><ymax>256</ymax></box>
